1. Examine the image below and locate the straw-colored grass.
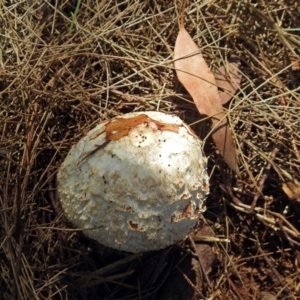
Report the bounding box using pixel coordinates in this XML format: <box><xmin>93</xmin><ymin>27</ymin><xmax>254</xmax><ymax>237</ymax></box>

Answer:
<box><xmin>1</xmin><ymin>0</ymin><xmax>299</xmax><ymax>299</ymax></box>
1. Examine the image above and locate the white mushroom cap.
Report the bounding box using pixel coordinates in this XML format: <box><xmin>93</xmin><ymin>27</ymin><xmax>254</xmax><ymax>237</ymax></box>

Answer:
<box><xmin>57</xmin><ymin>111</ymin><xmax>209</xmax><ymax>253</ymax></box>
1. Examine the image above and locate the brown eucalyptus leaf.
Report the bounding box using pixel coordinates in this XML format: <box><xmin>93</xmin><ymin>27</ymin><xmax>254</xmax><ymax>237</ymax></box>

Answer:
<box><xmin>174</xmin><ymin>0</ymin><xmax>239</xmax><ymax>174</ymax></box>
<box><xmin>214</xmin><ymin>56</ymin><xmax>242</xmax><ymax>105</ymax></box>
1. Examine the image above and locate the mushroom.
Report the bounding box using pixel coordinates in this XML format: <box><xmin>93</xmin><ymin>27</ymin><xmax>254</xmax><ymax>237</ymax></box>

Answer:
<box><xmin>57</xmin><ymin>111</ymin><xmax>209</xmax><ymax>253</ymax></box>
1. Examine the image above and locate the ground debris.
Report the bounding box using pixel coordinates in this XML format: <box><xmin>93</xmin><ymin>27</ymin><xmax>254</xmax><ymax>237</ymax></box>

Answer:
<box><xmin>0</xmin><ymin>0</ymin><xmax>299</xmax><ymax>299</ymax></box>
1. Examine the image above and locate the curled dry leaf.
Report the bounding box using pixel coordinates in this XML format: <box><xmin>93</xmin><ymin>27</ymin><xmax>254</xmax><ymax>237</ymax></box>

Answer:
<box><xmin>289</xmin><ymin>55</ymin><xmax>300</xmax><ymax>71</ymax></box>
<box><xmin>282</xmin><ymin>181</ymin><xmax>300</xmax><ymax>214</ymax></box>
<box><xmin>174</xmin><ymin>0</ymin><xmax>239</xmax><ymax>174</ymax></box>
<box><xmin>214</xmin><ymin>56</ymin><xmax>242</xmax><ymax>105</ymax></box>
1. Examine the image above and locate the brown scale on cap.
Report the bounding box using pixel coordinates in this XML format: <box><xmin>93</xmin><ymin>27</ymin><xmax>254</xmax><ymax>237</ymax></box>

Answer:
<box><xmin>104</xmin><ymin>114</ymin><xmax>180</xmax><ymax>141</ymax></box>
<box><xmin>180</xmin><ymin>193</ymin><xmax>190</xmax><ymax>200</ymax></box>
<box><xmin>82</xmin><ymin>114</ymin><xmax>180</xmax><ymax>163</ymax></box>
<box><xmin>171</xmin><ymin>201</ymin><xmax>196</xmax><ymax>223</ymax></box>
<box><xmin>128</xmin><ymin>220</ymin><xmax>146</xmax><ymax>231</ymax></box>
<box><xmin>89</xmin><ymin>114</ymin><xmax>181</xmax><ymax>142</ymax></box>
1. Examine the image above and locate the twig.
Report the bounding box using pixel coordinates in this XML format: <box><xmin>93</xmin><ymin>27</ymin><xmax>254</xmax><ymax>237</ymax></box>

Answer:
<box><xmin>47</xmin><ymin>170</ymin><xmax>59</xmax><ymax>214</ymax></box>
<box><xmin>222</xmin><ymin>185</ymin><xmax>300</xmax><ymax>241</ymax></box>
<box><xmin>179</xmin><ymin>270</ymin><xmax>205</xmax><ymax>300</ymax></box>
<box><xmin>257</xmin><ymin>245</ymin><xmax>293</xmax><ymax>298</ymax></box>
<box><xmin>228</xmin><ymin>276</ymin><xmax>246</xmax><ymax>300</ymax></box>
<box><xmin>249</xmin><ymin>147</ymin><xmax>279</xmax><ymax>212</ymax></box>
<box><xmin>188</xmin><ymin>235</ymin><xmax>212</xmax><ymax>288</ymax></box>
<box><xmin>277</xmin><ymin>220</ymin><xmax>300</xmax><ymax>250</ymax></box>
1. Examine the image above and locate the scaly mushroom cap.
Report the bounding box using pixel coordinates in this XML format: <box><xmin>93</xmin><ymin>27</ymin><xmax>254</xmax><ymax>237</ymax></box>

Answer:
<box><xmin>57</xmin><ymin>111</ymin><xmax>209</xmax><ymax>253</ymax></box>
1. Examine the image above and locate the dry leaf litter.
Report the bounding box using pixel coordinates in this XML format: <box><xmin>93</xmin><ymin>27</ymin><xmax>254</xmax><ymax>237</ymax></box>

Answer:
<box><xmin>0</xmin><ymin>0</ymin><xmax>300</xmax><ymax>299</ymax></box>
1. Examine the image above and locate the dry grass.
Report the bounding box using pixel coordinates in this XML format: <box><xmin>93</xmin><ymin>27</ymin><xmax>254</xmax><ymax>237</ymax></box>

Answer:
<box><xmin>0</xmin><ymin>0</ymin><xmax>300</xmax><ymax>299</ymax></box>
